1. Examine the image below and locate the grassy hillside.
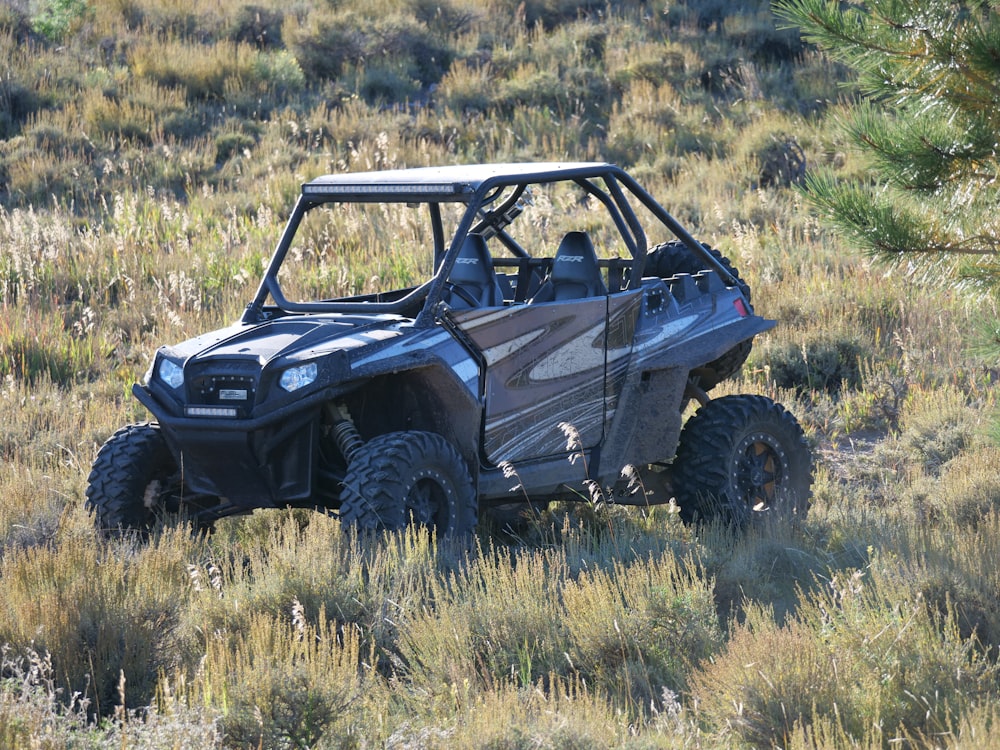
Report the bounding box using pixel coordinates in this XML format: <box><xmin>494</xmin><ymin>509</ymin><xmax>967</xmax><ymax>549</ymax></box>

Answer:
<box><xmin>2</xmin><ymin>0</ymin><xmax>999</xmax><ymax>747</ymax></box>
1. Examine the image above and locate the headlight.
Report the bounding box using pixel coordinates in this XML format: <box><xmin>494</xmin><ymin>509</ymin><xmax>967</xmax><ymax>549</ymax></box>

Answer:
<box><xmin>279</xmin><ymin>362</ymin><xmax>318</xmax><ymax>392</ymax></box>
<box><xmin>158</xmin><ymin>359</ymin><xmax>185</xmax><ymax>389</ymax></box>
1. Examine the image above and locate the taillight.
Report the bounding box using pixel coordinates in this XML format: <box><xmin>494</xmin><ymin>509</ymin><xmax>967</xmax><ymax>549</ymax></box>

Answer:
<box><xmin>734</xmin><ymin>298</ymin><xmax>749</xmax><ymax>317</ymax></box>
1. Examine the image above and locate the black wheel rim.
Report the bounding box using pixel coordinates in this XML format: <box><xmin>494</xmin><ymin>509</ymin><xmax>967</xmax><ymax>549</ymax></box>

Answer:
<box><xmin>733</xmin><ymin>432</ymin><xmax>785</xmax><ymax>511</ymax></box>
<box><xmin>405</xmin><ymin>469</ymin><xmax>450</xmax><ymax>528</ymax></box>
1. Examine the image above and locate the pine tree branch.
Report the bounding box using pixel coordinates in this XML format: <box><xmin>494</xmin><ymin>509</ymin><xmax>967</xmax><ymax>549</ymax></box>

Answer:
<box><xmin>776</xmin><ymin>0</ymin><xmax>942</xmax><ymax>65</ymax></box>
<box><xmin>781</xmin><ymin>0</ymin><xmax>1000</xmax><ymax>285</ymax></box>
<box><xmin>802</xmin><ymin>172</ymin><xmax>1000</xmax><ymax>261</ymax></box>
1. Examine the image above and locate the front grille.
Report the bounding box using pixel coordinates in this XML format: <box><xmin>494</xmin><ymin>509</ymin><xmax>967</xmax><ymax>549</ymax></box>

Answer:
<box><xmin>186</xmin><ymin>362</ymin><xmax>259</xmax><ymax>417</ymax></box>
<box><xmin>191</xmin><ymin>375</ymin><xmax>256</xmax><ymax>405</ymax></box>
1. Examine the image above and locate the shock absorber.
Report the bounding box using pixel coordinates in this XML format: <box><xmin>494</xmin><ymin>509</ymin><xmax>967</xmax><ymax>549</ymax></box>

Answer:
<box><xmin>326</xmin><ymin>403</ymin><xmax>364</xmax><ymax>462</ymax></box>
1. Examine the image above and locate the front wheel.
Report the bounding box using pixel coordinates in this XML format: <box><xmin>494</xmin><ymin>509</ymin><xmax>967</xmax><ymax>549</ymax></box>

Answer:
<box><xmin>339</xmin><ymin>431</ymin><xmax>478</xmax><ymax>535</ymax></box>
<box><xmin>85</xmin><ymin>423</ymin><xmax>215</xmax><ymax>535</ymax></box>
<box><xmin>671</xmin><ymin>395</ymin><xmax>813</xmax><ymax>525</ymax></box>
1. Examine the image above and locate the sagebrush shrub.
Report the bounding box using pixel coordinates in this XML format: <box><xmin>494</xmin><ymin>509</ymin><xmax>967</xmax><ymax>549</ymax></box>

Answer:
<box><xmin>897</xmin><ymin>387</ymin><xmax>982</xmax><ymax>475</ymax></box>
<box><xmin>762</xmin><ymin>336</ymin><xmax>866</xmax><ymax>394</ymax></box>
<box><xmin>691</xmin><ymin>563</ymin><xmax>1000</xmax><ymax>746</ymax></box>
<box><xmin>130</xmin><ymin>40</ymin><xmax>263</xmax><ymax>101</ymax></box>
<box><xmin>401</xmin><ymin>545</ymin><xmax>567</xmax><ymax>691</ymax></box>
<box><xmin>204</xmin><ymin>610</ymin><xmax>362</xmax><ymax>748</ymax></box>
<box><xmin>0</xmin><ymin>531</ymin><xmax>198</xmax><ymax>717</ymax></box>
<box><xmin>401</xmin><ymin>543</ymin><xmax>721</xmax><ymax>715</ymax></box>
<box><xmin>561</xmin><ymin>555</ymin><xmax>722</xmax><ymax>710</ymax></box>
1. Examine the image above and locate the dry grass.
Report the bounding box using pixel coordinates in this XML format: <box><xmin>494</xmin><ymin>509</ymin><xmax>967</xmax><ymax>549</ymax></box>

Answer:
<box><xmin>1</xmin><ymin>0</ymin><xmax>1000</xmax><ymax>746</ymax></box>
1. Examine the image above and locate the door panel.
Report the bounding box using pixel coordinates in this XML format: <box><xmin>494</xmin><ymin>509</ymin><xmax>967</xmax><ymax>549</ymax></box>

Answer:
<box><xmin>604</xmin><ymin>290</ymin><xmax>642</xmax><ymax>435</ymax></box>
<box><xmin>451</xmin><ymin>299</ymin><xmax>608</xmax><ymax>464</ymax></box>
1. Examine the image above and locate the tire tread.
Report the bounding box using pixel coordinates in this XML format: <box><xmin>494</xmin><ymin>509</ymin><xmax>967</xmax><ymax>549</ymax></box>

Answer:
<box><xmin>671</xmin><ymin>394</ymin><xmax>812</xmax><ymax>524</ymax></box>
<box><xmin>339</xmin><ymin>431</ymin><xmax>477</xmax><ymax>534</ymax></box>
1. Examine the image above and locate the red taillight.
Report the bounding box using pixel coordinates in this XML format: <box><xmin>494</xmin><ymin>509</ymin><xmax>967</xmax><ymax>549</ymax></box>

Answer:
<box><xmin>733</xmin><ymin>298</ymin><xmax>749</xmax><ymax>317</ymax></box>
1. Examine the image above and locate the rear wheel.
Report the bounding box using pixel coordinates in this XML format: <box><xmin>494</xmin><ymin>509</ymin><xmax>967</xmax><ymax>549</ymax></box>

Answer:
<box><xmin>85</xmin><ymin>423</ymin><xmax>215</xmax><ymax>535</ymax></box>
<box><xmin>671</xmin><ymin>395</ymin><xmax>812</xmax><ymax>525</ymax></box>
<box><xmin>339</xmin><ymin>431</ymin><xmax>477</xmax><ymax>535</ymax></box>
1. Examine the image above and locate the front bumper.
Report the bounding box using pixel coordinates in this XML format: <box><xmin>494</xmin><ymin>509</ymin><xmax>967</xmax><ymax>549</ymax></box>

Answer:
<box><xmin>133</xmin><ymin>383</ymin><xmax>325</xmax><ymax>507</ymax></box>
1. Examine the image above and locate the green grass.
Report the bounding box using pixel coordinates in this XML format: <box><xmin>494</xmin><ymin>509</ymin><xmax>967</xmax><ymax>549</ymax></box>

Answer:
<box><xmin>1</xmin><ymin>0</ymin><xmax>999</xmax><ymax>746</ymax></box>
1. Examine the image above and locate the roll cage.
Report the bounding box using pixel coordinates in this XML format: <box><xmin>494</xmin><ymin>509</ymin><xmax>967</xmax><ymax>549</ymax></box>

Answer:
<box><xmin>241</xmin><ymin>162</ymin><xmax>738</xmax><ymax>326</ymax></box>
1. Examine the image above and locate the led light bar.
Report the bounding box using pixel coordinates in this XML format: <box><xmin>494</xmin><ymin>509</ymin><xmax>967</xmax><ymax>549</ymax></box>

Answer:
<box><xmin>185</xmin><ymin>406</ymin><xmax>238</xmax><ymax>418</ymax></box>
<box><xmin>302</xmin><ymin>182</ymin><xmax>466</xmax><ymax>196</ymax></box>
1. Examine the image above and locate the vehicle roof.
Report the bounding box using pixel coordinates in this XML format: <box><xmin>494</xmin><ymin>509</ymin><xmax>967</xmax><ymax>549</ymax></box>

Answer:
<box><xmin>301</xmin><ymin>162</ymin><xmax>619</xmax><ymax>200</ymax></box>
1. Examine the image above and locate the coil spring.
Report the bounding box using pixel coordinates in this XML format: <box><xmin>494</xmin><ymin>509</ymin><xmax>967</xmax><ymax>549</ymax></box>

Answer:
<box><xmin>331</xmin><ymin>419</ymin><xmax>364</xmax><ymax>462</ymax></box>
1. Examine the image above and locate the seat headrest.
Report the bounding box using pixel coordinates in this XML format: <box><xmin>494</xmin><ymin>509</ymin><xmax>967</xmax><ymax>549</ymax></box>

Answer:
<box><xmin>450</xmin><ymin>234</ymin><xmax>493</xmax><ymax>285</ymax></box>
<box><xmin>550</xmin><ymin>231</ymin><xmax>606</xmax><ymax>294</ymax></box>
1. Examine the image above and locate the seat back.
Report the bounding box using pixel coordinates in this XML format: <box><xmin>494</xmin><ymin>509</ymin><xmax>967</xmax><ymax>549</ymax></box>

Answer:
<box><xmin>442</xmin><ymin>234</ymin><xmax>503</xmax><ymax>308</ymax></box>
<box><xmin>530</xmin><ymin>231</ymin><xmax>607</xmax><ymax>303</ymax></box>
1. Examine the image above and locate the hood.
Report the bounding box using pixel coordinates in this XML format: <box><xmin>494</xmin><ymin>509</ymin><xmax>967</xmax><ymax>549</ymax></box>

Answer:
<box><xmin>169</xmin><ymin>313</ymin><xmax>408</xmax><ymax>368</ymax></box>
<box><xmin>147</xmin><ymin>313</ymin><xmax>411</xmax><ymax>416</ymax></box>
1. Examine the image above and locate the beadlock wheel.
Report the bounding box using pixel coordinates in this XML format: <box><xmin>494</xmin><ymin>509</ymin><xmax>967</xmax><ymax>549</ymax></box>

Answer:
<box><xmin>671</xmin><ymin>394</ymin><xmax>813</xmax><ymax>525</ymax></box>
<box><xmin>338</xmin><ymin>430</ymin><xmax>478</xmax><ymax>535</ymax></box>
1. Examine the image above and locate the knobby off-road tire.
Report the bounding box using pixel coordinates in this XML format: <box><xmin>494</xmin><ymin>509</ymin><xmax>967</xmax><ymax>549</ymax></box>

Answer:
<box><xmin>339</xmin><ymin>431</ymin><xmax>478</xmax><ymax>535</ymax></box>
<box><xmin>644</xmin><ymin>241</ymin><xmax>753</xmax><ymax>388</ymax></box>
<box><xmin>672</xmin><ymin>395</ymin><xmax>812</xmax><ymax>526</ymax></box>
<box><xmin>644</xmin><ymin>241</ymin><xmax>751</xmax><ymax>301</ymax></box>
<box><xmin>86</xmin><ymin>423</ymin><xmax>209</xmax><ymax>535</ymax></box>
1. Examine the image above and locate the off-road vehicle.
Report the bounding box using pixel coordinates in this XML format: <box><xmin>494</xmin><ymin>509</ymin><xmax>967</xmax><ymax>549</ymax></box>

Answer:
<box><xmin>86</xmin><ymin>162</ymin><xmax>812</xmax><ymax>534</ymax></box>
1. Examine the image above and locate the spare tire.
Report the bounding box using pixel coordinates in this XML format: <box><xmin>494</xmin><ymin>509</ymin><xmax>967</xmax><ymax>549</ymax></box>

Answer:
<box><xmin>644</xmin><ymin>240</ymin><xmax>752</xmax><ymax>388</ymax></box>
<box><xmin>643</xmin><ymin>240</ymin><xmax>751</xmax><ymax>301</ymax></box>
